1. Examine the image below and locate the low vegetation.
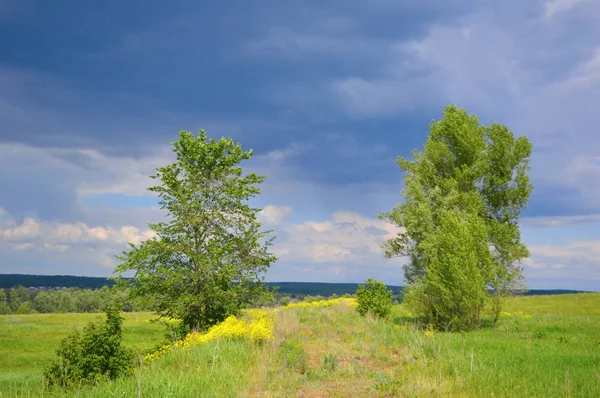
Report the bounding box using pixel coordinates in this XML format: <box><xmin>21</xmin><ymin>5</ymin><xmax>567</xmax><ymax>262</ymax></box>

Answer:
<box><xmin>44</xmin><ymin>304</ymin><xmax>134</xmax><ymax>388</ymax></box>
<box><xmin>355</xmin><ymin>278</ymin><xmax>393</xmax><ymax>319</ymax></box>
<box><xmin>1</xmin><ymin>293</ymin><xmax>599</xmax><ymax>396</ymax></box>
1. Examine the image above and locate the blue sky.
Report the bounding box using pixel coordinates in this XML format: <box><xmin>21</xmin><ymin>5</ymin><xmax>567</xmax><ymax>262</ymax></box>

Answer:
<box><xmin>0</xmin><ymin>0</ymin><xmax>599</xmax><ymax>290</ymax></box>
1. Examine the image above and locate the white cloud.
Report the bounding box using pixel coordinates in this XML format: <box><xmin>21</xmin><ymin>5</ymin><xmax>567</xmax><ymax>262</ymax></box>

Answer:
<box><xmin>524</xmin><ymin>240</ymin><xmax>600</xmax><ymax>284</ymax></box>
<box><xmin>0</xmin><ymin>219</ymin><xmax>157</xmax><ymax>268</ymax></box>
<box><xmin>522</xmin><ymin>214</ymin><xmax>600</xmax><ymax>227</ymax></box>
<box><xmin>558</xmin><ymin>47</ymin><xmax>600</xmax><ymax>90</ymax></box>
<box><xmin>544</xmin><ymin>0</ymin><xmax>589</xmax><ymax>18</ymax></box>
<box><xmin>64</xmin><ymin>147</ymin><xmax>174</xmax><ymax>198</ymax></box>
<box><xmin>258</xmin><ymin>205</ymin><xmax>293</xmax><ymax>225</ymax></box>
<box><xmin>530</xmin><ymin>240</ymin><xmax>600</xmax><ymax>260</ymax></box>
<box><xmin>273</xmin><ymin>210</ymin><xmax>402</xmax><ymax>263</ymax></box>
<box><xmin>11</xmin><ymin>242</ymin><xmax>35</xmax><ymax>251</ymax></box>
<box><xmin>1</xmin><ymin>219</ymin><xmax>40</xmax><ymax>241</ymax></box>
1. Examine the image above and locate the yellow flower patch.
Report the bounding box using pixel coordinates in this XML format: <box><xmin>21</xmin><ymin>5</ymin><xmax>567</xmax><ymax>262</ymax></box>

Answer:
<box><xmin>499</xmin><ymin>310</ymin><xmax>531</xmax><ymax>319</ymax></box>
<box><xmin>143</xmin><ymin>310</ymin><xmax>274</xmax><ymax>364</ymax></box>
<box><xmin>283</xmin><ymin>297</ymin><xmax>356</xmax><ymax>310</ymax></box>
<box><xmin>143</xmin><ymin>298</ymin><xmax>354</xmax><ymax>364</ymax></box>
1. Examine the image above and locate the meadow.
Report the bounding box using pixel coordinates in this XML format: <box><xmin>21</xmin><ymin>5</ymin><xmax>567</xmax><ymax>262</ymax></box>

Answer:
<box><xmin>1</xmin><ymin>293</ymin><xmax>599</xmax><ymax>397</ymax></box>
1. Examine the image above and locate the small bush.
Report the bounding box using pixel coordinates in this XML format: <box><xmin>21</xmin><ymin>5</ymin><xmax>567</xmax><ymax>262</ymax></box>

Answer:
<box><xmin>44</xmin><ymin>304</ymin><xmax>134</xmax><ymax>388</ymax></box>
<box><xmin>278</xmin><ymin>338</ymin><xmax>307</xmax><ymax>374</ymax></box>
<box><xmin>279</xmin><ymin>296</ymin><xmax>291</xmax><ymax>307</ymax></box>
<box><xmin>355</xmin><ymin>278</ymin><xmax>392</xmax><ymax>319</ymax></box>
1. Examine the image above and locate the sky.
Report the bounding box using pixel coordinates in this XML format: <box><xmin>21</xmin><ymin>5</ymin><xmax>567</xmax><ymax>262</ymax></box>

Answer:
<box><xmin>0</xmin><ymin>0</ymin><xmax>599</xmax><ymax>291</ymax></box>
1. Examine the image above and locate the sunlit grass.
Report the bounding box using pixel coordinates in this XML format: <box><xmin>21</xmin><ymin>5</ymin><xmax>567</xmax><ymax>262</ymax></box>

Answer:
<box><xmin>0</xmin><ymin>312</ymin><xmax>163</xmax><ymax>395</ymax></box>
<box><xmin>1</xmin><ymin>294</ymin><xmax>599</xmax><ymax>397</ymax></box>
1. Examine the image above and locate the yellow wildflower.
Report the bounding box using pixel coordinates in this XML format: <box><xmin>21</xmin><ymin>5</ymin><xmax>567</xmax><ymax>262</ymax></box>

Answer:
<box><xmin>143</xmin><ymin>310</ymin><xmax>274</xmax><ymax>364</ymax></box>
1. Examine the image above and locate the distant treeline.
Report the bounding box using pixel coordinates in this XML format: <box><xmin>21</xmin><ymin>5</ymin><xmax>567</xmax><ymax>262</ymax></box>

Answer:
<box><xmin>0</xmin><ymin>274</ymin><xmax>587</xmax><ymax>300</ymax></box>
<box><xmin>0</xmin><ymin>285</ymin><xmax>151</xmax><ymax>315</ymax></box>
<box><xmin>0</xmin><ymin>274</ymin><xmax>118</xmax><ymax>289</ymax></box>
<box><xmin>271</xmin><ymin>282</ymin><xmax>403</xmax><ymax>297</ymax></box>
<box><xmin>0</xmin><ymin>274</ymin><xmax>403</xmax><ymax>297</ymax></box>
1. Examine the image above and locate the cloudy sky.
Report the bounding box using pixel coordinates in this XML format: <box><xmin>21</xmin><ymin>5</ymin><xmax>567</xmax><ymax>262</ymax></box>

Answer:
<box><xmin>1</xmin><ymin>0</ymin><xmax>599</xmax><ymax>290</ymax></box>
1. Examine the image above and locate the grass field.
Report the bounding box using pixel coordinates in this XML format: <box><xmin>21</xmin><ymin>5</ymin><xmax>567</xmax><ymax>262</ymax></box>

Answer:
<box><xmin>1</xmin><ymin>294</ymin><xmax>599</xmax><ymax>397</ymax></box>
<box><xmin>0</xmin><ymin>312</ymin><xmax>164</xmax><ymax>396</ymax></box>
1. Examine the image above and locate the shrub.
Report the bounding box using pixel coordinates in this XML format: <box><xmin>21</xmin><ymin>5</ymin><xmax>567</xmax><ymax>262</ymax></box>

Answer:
<box><xmin>279</xmin><ymin>296</ymin><xmax>291</xmax><ymax>306</ymax></box>
<box><xmin>44</xmin><ymin>304</ymin><xmax>134</xmax><ymax>388</ymax></box>
<box><xmin>304</xmin><ymin>295</ymin><xmax>317</xmax><ymax>303</ymax></box>
<box><xmin>355</xmin><ymin>278</ymin><xmax>392</xmax><ymax>319</ymax></box>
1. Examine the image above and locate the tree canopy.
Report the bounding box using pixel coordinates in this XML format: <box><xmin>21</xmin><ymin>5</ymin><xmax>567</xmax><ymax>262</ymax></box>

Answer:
<box><xmin>380</xmin><ymin>105</ymin><xmax>533</xmax><ymax>330</ymax></box>
<box><xmin>114</xmin><ymin>130</ymin><xmax>276</xmax><ymax>331</ymax></box>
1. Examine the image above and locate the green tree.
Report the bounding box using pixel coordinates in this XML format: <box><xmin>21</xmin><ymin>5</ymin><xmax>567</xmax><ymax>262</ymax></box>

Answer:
<box><xmin>355</xmin><ymin>278</ymin><xmax>393</xmax><ymax>319</ymax></box>
<box><xmin>8</xmin><ymin>288</ymin><xmax>22</xmax><ymax>313</ymax></box>
<box><xmin>57</xmin><ymin>290</ymin><xmax>77</xmax><ymax>313</ymax></box>
<box><xmin>0</xmin><ymin>289</ymin><xmax>7</xmax><ymax>314</ymax></box>
<box><xmin>115</xmin><ymin>130</ymin><xmax>277</xmax><ymax>331</ymax></box>
<box><xmin>16</xmin><ymin>301</ymin><xmax>35</xmax><ymax>314</ymax></box>
<box><xmin>380</xmin><ymin>105</ymin><xmax>532</xmax><ymax>330</ymax></box>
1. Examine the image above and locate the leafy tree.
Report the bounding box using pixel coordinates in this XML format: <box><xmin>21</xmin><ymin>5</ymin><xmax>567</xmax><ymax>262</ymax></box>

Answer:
<box><xmin>57</xmin><ymin>290</ymin><xmax>77</xmax><ymax>313</ymax></box>
<box><xmin>115</xmin><ymin>130</ymin><xmax>277</xmax><ymax>331</ymax></box>
<box><xmin>380</xmin><ymin>105</ymin><xmax>532</xmax><ymax>329</ymax></box>
<box><xmin>0</xmin><ymin>289</ymin><xmax>7</xmax><ymax>314</ymax></box>
<box><xmin>355</xmin><ymin>278</ymin><xmax>393</xmax><ymax>319</ymax></box>
<box><xmin>16</xmin><ymin>301</ymin><xmax>35</xmax><ymax>314</ymax></box>
<box><xmin>34</xmin><ymin>291</ymin><xmax>54</xmax><ymax>313</ymax></box>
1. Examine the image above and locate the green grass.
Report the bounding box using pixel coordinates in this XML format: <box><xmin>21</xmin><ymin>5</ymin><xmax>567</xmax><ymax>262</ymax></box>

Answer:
<box><xmin>0</xmin><ymin>312</ymin><xmax>164</xmax><ymax>396</ymax></box>
<box><xmin>39</xmin><ymin>339</ymin><xmax>265</xmax><ymax>398</ymax></box>
<box><xmin>256</xmin><ymin>294</ymin><xmax>600</xmax><ymax>397</ymax></box>
<box><xmin>1</xmin><ymin>294</ymin><xmax>599</xmax><ymax>397</ymax></box>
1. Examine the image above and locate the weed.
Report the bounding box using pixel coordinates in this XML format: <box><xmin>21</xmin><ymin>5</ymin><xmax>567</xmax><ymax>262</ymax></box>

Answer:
<box><xmin>278</xmin><ymin>338</ymin><xmax>307</xmax><ymax>374</ymax></box>
<box><xmin>321</xmin><ymin>353</ymin><xmax>339</xmax><ymax>373</ymax></box>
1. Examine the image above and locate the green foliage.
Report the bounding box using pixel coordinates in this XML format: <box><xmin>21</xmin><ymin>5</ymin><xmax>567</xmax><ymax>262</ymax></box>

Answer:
<box><xmin>278</xmin><ymin>338</ymin><xmax>307</xmax><ymax>374</ymax></box>
<box><xmin>2</xmin><ymin>294</ymin><xmax>600</xmax><ymax>396</ymax></box>
<box><xmin>320</xmin><ymin>353</ymin><xmax>339</xmax><ymax>373</ymax></box>
<box><xmin>248</xmin><ymin>288</ymin><xmax>278</xmax><ymax>308</ymax></box>
<box><xmin>0</xmin><ymin>286</ymin><xmax>147</xmax><ymax>315</ymax></box>
<box><xmin>115</xmin><ymin>130</ymin><xmax>277</xmax><ymax>331</ymax></box>
<box><xmin>406</xmin><ymin>210</ymin><xmax>491</xmax><ymax>330</ymax></box>
<box><xmin>279</xmin><ymin>296</ymin><xmax>291</xmax><ymax>306</ymax></box>
<box><xmin>43</xmin><ymin>304</ymin><xmax>134</xmax><ymax>388</ymax></box>
<box><xmin>355</xmin><ymin>278</ymin><xmax>392</xmax><ymax>319</ymax></box>
<box><xmin>16</xmin><ymin>301</ymin><xmax>35</xmax><ymax>314</ymax></box>
<box><xmin>380</xmin><ymin>105</ymin><xmax>533</xmax><ymax>330</ymax></box>
<box><xmin>0</xmin><ymin>311</ymin><xmax>164</xmax><ymax>394</ymax></box>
